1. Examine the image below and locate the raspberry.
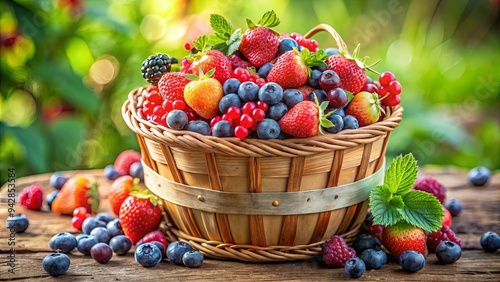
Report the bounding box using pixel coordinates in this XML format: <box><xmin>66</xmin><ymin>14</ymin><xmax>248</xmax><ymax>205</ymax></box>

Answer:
<box><xmin>427</xmin><ymin>225</ymin><xmax>462</xmax><ymax>252</ymax></box>
<box><xmin>322</xmin><ymin>235</ymin><xmax>357</xmax><ymax>267</ymax></box>
<box><xmin>19</xmin><ymin>184</ymin><xmax>44</xmax><ymax>210</ymax></box>
<box><xmin>413</xmin><ymin>176</ymin><xmax>446</xmax><ymax>204</ymax></box>
<box><xmin>114</xmin><ymin>150</ymin><xmax>141</xmax><ymax>176</ymax></box>
<box><xmin>228</xmin><ymin>54</ymin><xmax>253</xmax><ymax>70</ymax></box>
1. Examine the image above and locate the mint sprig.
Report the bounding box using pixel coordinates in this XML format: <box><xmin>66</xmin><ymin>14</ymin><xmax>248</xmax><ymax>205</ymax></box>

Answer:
<box><xmin>369</xmin><ymin>154</ymin><xmax>444</xmax><ymax>232</ymax></box>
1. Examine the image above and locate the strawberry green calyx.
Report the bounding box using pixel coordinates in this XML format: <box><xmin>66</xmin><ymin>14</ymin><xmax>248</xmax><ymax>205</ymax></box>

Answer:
<box><xmin>130</xmin><ymin>189</ymin><xmax>161</xmax><ymax>207</ymax></box>
<box><xmin>313</xmin><ymin>94</ymin><xmax>335</xmax><ymax>135</ymax></box>
<box><xmin>185</xmin><ymin>67</ymin><xmax>216</xmax><ymax>81</ymax></box>
<box><xmin>369</xmin><ymin>154</ymin><xmax>444</xmax><ymax>232</ymax></box>
<box><xmin>298</xmin><ymin>48</ymin><xmax>328</xmax><ymax>76</ymax></box>
<box><xmin>86</xmin><ymin>182</ymin><xmax>100</xmax><ymax>213</ymax></box>
<box><xmin>246</xmin><ymin>10</ymin><xmax>280</xmax><ymax>30</ymax></box>
<box><xmin>340</xmin><ymin>44</ymin><xmax>380</xmax><ymax>75</ymax></box>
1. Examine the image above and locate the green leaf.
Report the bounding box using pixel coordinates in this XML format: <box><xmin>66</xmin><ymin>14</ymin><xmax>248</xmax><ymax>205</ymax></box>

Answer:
<box><xmin>400</xmin><ymin>190</ymin><xmax>444</xmax><ymax>232</ymax></box>
<box><xmin>389</xmin><ymin>195</ymin><xmax>404</xmax><ymax>209</ymax></box>
<box><xmin>192</xmin><ymin>35</ymin><xmax>212</xmax><ymax>51</ymax></box>
<box><xmin>369</xmin><ymin>184</ymin><xmax>402</xmax><ymax>226</ymax></box>
<box><xmin>319</xmin><ymin>101</ymin><xmax>329</xmax><ymax>111</ymax></box>
<box><xmin>226</xmin><ymin>29</ymin><xmax>242</xmax><ymax>55</ymax></box>
<box><xmin>184</xmin><ymin>74</ymin><xmax>199</xmax><ymax>81</ymax></box>
<box><xmin>320</xmin><ymin>118</ymin><xmax>334</xmax><ymax>128</ymax></box>
<box><xmin>257</xmin><ymin>10</ymin><xmax>280</xmax><ymax>27</ymax></box>
<box><xmin>384</xmin><ymin>153</ymin><xmax>418</xmax><ymax>195</ymax></box>
<box><xmin>246</xmin><ymin>18</ymin><xmax>257</xmax><ymax>29</ymax></box>
<box><xmin>302</xmin><ymin>49</ymin><xmax>328</xmax><ymax>68</ymax></box>
<box><xmin>210</xmin><ymin>14</ymin><xmax>235</xmax><ymax>36</ymax></box>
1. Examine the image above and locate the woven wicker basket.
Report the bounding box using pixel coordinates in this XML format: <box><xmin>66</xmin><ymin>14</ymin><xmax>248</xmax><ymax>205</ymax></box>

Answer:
<box><xmin>122</xmin><ymin>24</ymin><xmax>403</xmax><ymax>262</ymax></box>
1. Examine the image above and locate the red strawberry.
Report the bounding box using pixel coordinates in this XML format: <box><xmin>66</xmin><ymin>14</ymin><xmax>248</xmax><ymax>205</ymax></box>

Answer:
<box><xmin>52</xmin><ymin>174</ymin><xmax>100</xmax><ymax>215</ymax></box>
<box><xmin>184</xmin><ymin>68</ymin><xmax>223</xmax><ymax>119</ymax></box>
<box><xmin>114</xmin><ymin>150</ymin><xmax>141</xmax><ymax>176</ymax></box>
<box><xmin>267</xmin><ymin>49</ymin><xmax>326</xmax><ymax>89</ymax></box>
<box><xmin>136</xmin><ymin>230</ymin><xmax>168</xmax><ymax>249</ymax></box>
<box><xmin>297</xmin><ymin>85</ymin><xmax>315</xmax><ymax>100</ymax></box>
<box><xmin>158</xmin><ymin>72</ymin><xmax>190</xmax><ymax>102</ymax></box>
<box><xmin>345</xmin><ymin>91</ymin><xmax>383</xmax><ymax>127</ymax></box>
<box><xmin>119</xmin><ymin>190</ymin><xmax>163</xmax><ymax>245</ymax></box>
<box><xmin>442</xmin><ymin>207</ymin><xmax>452</xmax><ymax>227</ymax></box>
<box><xmin>239</xmin><ymin>11</ymin><xmax>280</xmax><ymax>67</ymax></box>
<box><xmin>382</xmin><ymin>222</ymin><xmax>426</xmax><ymax>260</ymax></box>
<box><xmin>181</xmin><ymin>49</ymin><xmax>232</xmax><ymax>85</ymax></box>
<box><xmin>325</xmin><ymin>45</ymin><xmax>368</xmax><ymax>93</ymax></box>
<box><xmin>19</xmin><ymin>184</ymin><xmax>43</xmax><ymax>211</ymax></box>
<box><xmin>109</xmin><ymin>175</ymin><xmax>135</xmax><ymax>216</ymax></box>
<box><xmin>278</xmin><ymin>100</ymin><xmax>334</xmax><ymax>138</ymax></box>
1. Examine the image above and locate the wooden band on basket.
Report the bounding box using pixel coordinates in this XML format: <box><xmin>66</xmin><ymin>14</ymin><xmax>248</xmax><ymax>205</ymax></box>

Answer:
<box><xmin>143</xmin><ymin>159</ymin><xmax>385</xmax><ymax>216</ymax></box>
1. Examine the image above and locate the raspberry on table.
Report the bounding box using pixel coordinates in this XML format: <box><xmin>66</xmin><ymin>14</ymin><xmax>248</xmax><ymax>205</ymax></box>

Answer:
<box><xmin>413</xmin><ymin>175</ymin><xmax>446</xmax><ymax>204</ymax></box>
<box><xmin>19</xmin><ymin>184</ymin><xmax>44</xmax><ymax>211</ymax></box>
<box><xmin>427</xmin><ymin>225</ymin><xmax>462</xmax><ymax>252</ymax></box>
<box><xmin>322</xmin><ymin>235</ymin><xmax>357</xmax><ymax>267</ymax></box>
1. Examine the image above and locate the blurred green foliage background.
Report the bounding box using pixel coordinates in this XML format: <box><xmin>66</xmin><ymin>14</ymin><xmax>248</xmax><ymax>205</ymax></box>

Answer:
<box><xmin>1</xmin><ymin>0</ymin><xmax>499</xmax><ymax>182</ymax></box>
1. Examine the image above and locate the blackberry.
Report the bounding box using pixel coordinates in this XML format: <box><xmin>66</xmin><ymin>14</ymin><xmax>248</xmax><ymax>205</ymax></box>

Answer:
<box><xmin>141</xmin><ymin>54</ymin><xmax>172</xmax><ymax>85</ymax></box>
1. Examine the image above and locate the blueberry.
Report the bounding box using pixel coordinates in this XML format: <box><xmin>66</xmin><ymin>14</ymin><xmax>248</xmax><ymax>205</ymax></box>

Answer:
<box><xmin>330</xmin><ymin>107</ymin><xmax>345</xmax><ymax>117</ymax></box>
<box><xmin>149</xmin><ymin>241</ymin><xmax>166</xmax><ymax>259</ymax></box>
<box><xmin>266</xmin><ymin>102</ymin><xmax>288</xmax><ymax>121</ymax></box>
<box><xmin>212</xmin><ymin>120</ymin><xmax>233</xmax><ymax>137</ymax></box>
<box><xmin>75</xmin><ymin>233</ymin><xmax>88</xmax><ymax>242</ymax></box>
<box><xmin>444</xmin><ymin>199</ymin><xmax>463</xmax><ymax>217</ymax></box>
<box><xmin>258</xmin><ymin>82</ymin><xmax>283</xmax><ymax>105</ymax></box>
<box><xmin>308</xmin><ymin>69</ymin><xmax>322</xmax><ymax>88</ymax></box>
<box><xmin>278</xmin><ymin>38</ymin><xmax>298</xmax><ymax>56</ymax></box>
<box><xmin>344</xmin><ymin>258</ymin><xmax>366</xmax><ymax>278</ymax></box>
<box><xmin>90</xmin><ymin>242</ymin><xmax>113</xmax><ymax>263</ymax></box>
<box><xmin>219</xmin><ymin>93</ymin><xmax>242</xmax><ymax>114</ymax></box>
<box><xmin>76</xmin><ymin>235</ymin><xmax>98</xmax><ymax>255</ymax></box>
<box><xmin>166</xmin><ymin>241</ymin><xmax>193</xmax><ymax>265</ymax></box>
<box><xmin>352</xmin><ymin>234</ymin><xmax>381</xmax><ymax>255</ymax></box>
<box><xmin>82</xmin><ymin>217</ymin><xmax>107</xmax><ymax>234</ymax></box>
<box><xmin>223</xmin><ymin>78</ymin><xmax>240</xmax><ymax>95</ymax></box>
<box><xmin>468</xmin><ymin>166</ymin><xmax>491</xmax><ymax>186</ymax></box>
<box><xmin>49</xmin><ymin>232</ymin><xmax>77</xmax><ymax>253</ymax></box>
<box><xmin>258</xmin><ymin>62</ymin><xmax>274</xmax><ymax>78</ymax></box>
<box><xmin>343</xmin><ymin>115</ymin><xmax>359</xmax><ymax>130</ymax></box>
<box><xmin>435</xmin><ymin>241</ymin><xmax>462</xmax><ymax>263</ymax></box>
<box><xmin>308</xmin><ymin>89</ymin><xmax>327</xmax><ymax>103</ymax></box>
<box><xmin>103</xmin><ymin>165</ymin><xmax>119</xmax><ymax>181</ymax></box>
<box><xmin>283</xmin><ymin>89</ymin><xmax>304</xmax><ymax>109</ymax></box>
<box><xmin>49</xmin><ymin>172</ymin><xmax>68</xmax><ymax>190</ymax></box>
<box><xmin>237</xmin><ymin>81</ymin><xmax>259</xmax><ymax>102</ymax></box>
<box><xmin>109</xmin><ymin>235</ymin><xmax>132</xmax><ymax>255</ymax></box>
<box><xmin>46</xmin><ymin>190</ymin><xmax>59</xmax><ymax>211</ymax></box>
<box><xmin>106</xmin><ymin>218</ymin><xmax>124</xmax><ymax>237</ymax></box>
<box><xmin>257</xmin><ymin>119</ymin><xmax>281</xmax><ymax>140</ymax></box>
<box><xmin>135</xmin><ymin>243</ymin><xmax>163</xmax><ymax>267</ymax></box>
<box><xmin>182</xmin><ymin>250</ymin><xmax>204</xmax><ymax>268</ymax></box>
<box><xmin>96</xmin><ymin>212</ymin><xmax>114</xmax><ymax>224</ymax></box>
<box><xmin>6</xmin><ymin>214</ymin><xmax>29</xmax><ymax>233</ymax></box>
<box><xmin>90</xmin><ymin>227</ymin><xmax>111</xmax><ymax>244</ymax></box>
<box><xmin>325</xmin><ymin>114</ymin><xmax>344</xmax><ymax>134</ymax></box>
<box><xmin>315</xmin><ymin>65</ymin><xmax>327</xmax><ymax>72</ymax></box>
<box><xmin>399</xmin><ymin>250</ymin><xmax>425</xmax><ymax>272</ymax></box>
<box><xmin>42</xmin><ymin>253</ymin><xmax>70</xmax><ymax>277</ymax></box>
<box><xmin>166</xmin><ymin>110</ymin><xmax>188</xmax><ymax>130</ymax></box>
<box><xmin>325</xmin><ymin>47</ymin><xmax>340</xmax><ymax>56</ymax></box>
<box><xmin>129</xmin><ymin>162</ymin><xmax>144</xmax><ymax>181</ymax></box>
<box><xmin>359</xmin><ymin>249</ymin><xmax>387</xmax><ymax>269</ymax></box>
<box><xmin>480</xmin><ymin>231</ymin><xmax>500</xmax><ymax>253</ymax></box>
<box><xmin>186</xmin><ymin>120</ymin><xmax>211</xmax><ymax>135</ymax></box>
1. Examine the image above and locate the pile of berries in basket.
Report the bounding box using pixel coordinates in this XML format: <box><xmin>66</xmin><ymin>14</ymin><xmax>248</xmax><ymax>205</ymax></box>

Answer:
<box><xmin>139</xmin><ymin>11</ymin><xmax>402</xmax><ymax>139</ymax></box>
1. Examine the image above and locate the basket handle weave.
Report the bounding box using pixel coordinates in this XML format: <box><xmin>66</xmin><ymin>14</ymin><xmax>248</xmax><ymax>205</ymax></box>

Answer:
<box><xmin>304</xmin><ymin>24</ymin><xmax>349</xmax><ymax>55</ymax></box>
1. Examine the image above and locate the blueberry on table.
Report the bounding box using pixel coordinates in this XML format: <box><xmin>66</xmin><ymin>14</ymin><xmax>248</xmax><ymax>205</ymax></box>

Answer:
<box><xmin>182</xmin><ymin>250</ymin><xmax>204</xmax><ymax>268</ymax></box>
<box><xmin>444</xmin><ymin>199</ymin><xmax>463</xmax><ymax>217</ymax></box>
<box><xmin>468</xmin><ymin>166</ymin><xmax>491</xmax><ymax>186</ymax></box>
<box><xmin>352</xmin><ymin>234</ymin><xmax>381</xmax><ymax>255</ymax></box>
<box><xmin>435</xmin><ymin>241</ymin><xmax>462</xmax><ymax>263</ymax></box>
<box><xmin>359</xmin><ymin>249</ymin><xmax>387</xmax><ymax>270</ymax></box>
<box><xmin>42</xmin><ymin>253</ymin><xmax>70</xmax><ymax>277</ymax></box>
<box><xmin>399</xmin><ymin>250</ymin><xmax>425</xmax><ymax>272</ymax></box>
<box><xmin>82</xmin><ymin>217</ymin><xmax>107</xmax><ymax>234</ymax></box>
<box><xmin>45</xmin><ymin>190</ymin><xmax>59</xmax><ymax>211</ymax></box>
<box><xmin>90</xmin><ymin>227</ymin><xmax>111</xmax><ymax>244</ymax></box>
<box><xmin>103</xmin><ymin>165</ymin><xmax>119</xmax><ymax>180</ymax></box>
<box><xmin>109</xmin><ymin>235</ymin><xmax>132</xmax><ymax>255</ymax></box>
<box><xmin>480</xmin><ymin>231</ymin><xmax>500</xmax><ymax>253</ymax></box>
<box><xmin>49</xmin><ymin>172</ymin><xmax>68</xmax><ymax>190</ymax></box>
<box><xmin>135</xmin><ymin>243</ymin><xmax>162</xmax><ymax>267</ymax></box>
<box><xmin>76</xmin><ymin>235</ymin><xmax>98</xmax><ymax>255</ymax></box>
<box><xmin>96</xmin><ymin>212</ymin><xmax>114</xmax><ymax>224</ymax></box>
<box><xmin>106</xmin><ymin>218</ymin><xmax>124</xmax><ymax>237</ymax></box>
<box><xmin>344</xmin><ymin>258</ymin><xmax>366</xmax><ymax>278</ymax></box>
<box><xmin>91</xmin><ymin>242</ymin><xmax>113</xmax><ymax>263</ymax></box>
<box><xmin>49</xmin><ymin>232</ymin><xmax>77</xmax><ymax>253</ymax></box>
<box><xmin>6</xmin><ymin>214</ymin><xmax>29</xmax><ymax>233</ymax></box>
<box><xmin>166</xmin><ymin>241</ymin><xmax>193</xmax><ymax>265</ymax></box>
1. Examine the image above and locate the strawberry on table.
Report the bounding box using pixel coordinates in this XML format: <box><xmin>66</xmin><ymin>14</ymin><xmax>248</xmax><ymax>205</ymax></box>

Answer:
<box><xmin>278</xmin><ymin>99</ymin><xmax>335</xmax><ymax>138</ymax></box>
<box><xmin>382</xmin><ymin>222</ymin><xmax>426</xmax><ymax>260</ymax></box>
<box><xmin>52</xmin><ymin>174</ymin><xmax>100</xmax><ymax>215</ymax></box>
<box><xmin>19</xmin><ymin>184</ymin><xmax>44</xmax><ymax>211</ymax></box>
<box><xmin>345</xmin><ymin>91</ymin><xmax>384</xmax><ymax>127</ymax></box>
<box><xmin>109</xmin><ymin>175</ymin><xmax>136</xmax><ymax>216</ymax></box>
<box><xmin>184</xmin><ymin>68</ymin><xmax>224</xmax><ymax>119</ymax></box>
<box><xmin>114</xmin><ymin>150</ymin><xmax>141</xmax><ymax>176</ymax></box>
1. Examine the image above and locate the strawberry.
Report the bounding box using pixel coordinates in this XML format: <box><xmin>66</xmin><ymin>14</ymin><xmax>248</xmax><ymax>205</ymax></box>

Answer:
<box><xmin>442</xmin><ymin>207</ymin><xmax>452</xmax><ymax>227</ymax></box>
<box><xmin>52</xmin><ymin>174</ymin><xmax>100</xmax><ymax>215</ymax></box>
<box><xmin>181</xmin><ymin>49</ymin><xmax>232</xmax><ymax>85</ymax></box>
<box><xmin>278</xmin><ymin>100</ymin><xmax>334</xmax><ymax>138</ymax></box>
<box><xmin>184</xmin><ymin>68</ymin><xmax>224</xmax><ymax>119</ymax></box>
<box><xmin>325</xmin><ymin>44</ymin><xmax>375</xmax><ymax>93</ymax></box>
<box><xmin>114</xmin><ymin>150</ymin><xmax>141</xmax><ymax>176</ymax></box>
<box><xmin>136</xmin><ymin>230</ymin><xmax>168</xmax><ymax>249</ymax></box>
<box><xmin>267</xmin><ymin>49</ymin><xmax>326</xmax><ymax>89</ymax></box>
<box><xmin>345</xmin><ymin>91</ymin><xmax>383</xmax><ymax>127</ymax></box>
<box><xmin>19</xmin><ymin>184</ymin><xmax>43</xmax><ymax>211</ymax></box>
<box><xmin>119</xmin><ymin>190</ymin><xmax>163</xmax><ymax>245</ymax></box>
<box><xmin>239</xmin><ymin>11</ymin><xmax>280</xmax><ymax>68</ymax></box>
<box><xmin>382</xmin><ymin>222</ymin><xmax>426</xmax><ymax>260</ymax></box>
<box><xmin>297</xmin><ymin>85</ymin><xmax>315</xmax><ymax>100</ymax></box>
<box><xmin>109</xmin><ymin>175</ymin><xmax>135</xmax><ymax>216</ymax></box>
<box><xmin>158</xmin><ymin>72</ymin><xmax>190</xmax><ymax>102</ymax></box>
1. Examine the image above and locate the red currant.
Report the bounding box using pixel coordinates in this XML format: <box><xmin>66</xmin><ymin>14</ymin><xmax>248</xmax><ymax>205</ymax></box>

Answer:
<box><xmin>186</xmin><ymin>110</ymin><xmax>197</xmax><ymax>121</ymax></box>
<box><xmin>251</xmin><ymin>121</ymin><xmax>259</xmax><ymax>131</ymax></box>
<box><xmin>183</xmin><ymin>42</ymin><xmax>192</xmax><ymax>51</ymax></box>
<box><xmin>222</xmin><ymin>114</ymin><xmax>233</xmax><ymax>125</ymax></box>
<box><xmin>257</xmin><ymin>101</ymin><xmax>269</xmax><ymax>111</ymax></box>
<box><xmin>153</xmin><ymin>105</ymin><xmax>166</xmax><ymax>117</ymax></box>
<box><xmin>172</xmin><ymin>100</ymin><xmax>186</xmax><ymax>110</ymax></box>
<box><xmin>382</xmin><ymin>93</ymin><xmax>401</xmax><ymax>107</ymax></box>
<box><xmin>227</xmin><ymin>106</ymin><xmax>242</xmax><ymax>120</ymax></box>
<box><xmin>242</xmin><ymin>102</ymin><xmax>256</xmax><ymax>115</ymax></box>
<box><xmin>162</xmin><ymin>99</ymin><xmax>173</xmax><ymax>112</ymax></box>
<box><xmin>234</xmin><ymin>126</ymin><xmax>249</xmax><ymax>139</ymax></box>
<box><xmin>71</xmin><ymin>216</ymin><xmax>84</xmax><ymax>231</ymax></box>
<box><xmin>378</xmin><ymin>86</ymin><xmax>389</xmax><ymax>97</ymax></box>
<box><xmin>152</xmin><ymin>115</ymin><xmax>162</xmax><ymax>124</ymax></box>
<box><xmin>73</xmin><ymin>207</ymin><xmax>88</xmax><ymax>219</ymax></box>
<box><xmin>210</xmin><ymin>116</ymin><xmax>222</xmax><ymax>127</ymax></box>
<box><xmin>252</xmin><ymin>108</ymin><xmax>265</xmax><ymax>121</ymax></box>
<box><xmin>379</xmin><ymin>71</ymin><xmax>396</xmax><ymax>86</ymax></box>
<box><xmin>240</xmin><ymin>114</ymin><xmax>254</xmax><ymax>128</ymax></box>
<box><xmin>388</xmin><ymin>80</ymin><xmax>402</xmax><ymax>95</ymax></box>
<box><xmin>146</xmin><ymin>90</ymin><xmax>162</xmax><ymax>103</ymax></box>
<box><xmin>159</xmin><ymin>114</ymin><xmax>167</xmax><ymax>126</ymax></box>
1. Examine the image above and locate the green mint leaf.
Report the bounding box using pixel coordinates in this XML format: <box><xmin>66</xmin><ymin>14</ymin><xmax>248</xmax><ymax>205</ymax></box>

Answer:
<box><xmin>226</xmin><ymin>29</ymin><xmax>242</xmax><ymax>55</ymax></box>
<box><xmin>384</xmin><ymin>153</ymin><xmax>418</xmax><ymax>195</ymax></box>
<box><xmin>210</xmin><ymin>14</ymin><xmax>234</xmax><ymax>36</ymax></box>
<box><xmin>369</xmin><ymin>184</ymin><xmax>402</xmax><ymax>226</ymax></box>
<box><xmin>257</xmin><ymin>10</ymin><xmax>280</xmax><ymax>27</ymax></box>
<box><xmin>400</xmin><ymin>190</ymin><xmax>444</xmax><ymax>232</ymax></box>
<box><xmin>192</xmin><ymin>35</ymin><xmax>212</xmax><ymax>51</ymax></box>
<box><xmin>389</xmin><ymin>195</ymin><xmax>404</xmax><ymax>209</ymax></box>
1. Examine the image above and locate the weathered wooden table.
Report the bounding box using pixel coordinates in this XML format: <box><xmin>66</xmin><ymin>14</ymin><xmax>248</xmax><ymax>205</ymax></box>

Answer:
<box><xmin>1</xmin><ymin>167</ymin><xmax>499</xmax><ymax>281</ymax></box>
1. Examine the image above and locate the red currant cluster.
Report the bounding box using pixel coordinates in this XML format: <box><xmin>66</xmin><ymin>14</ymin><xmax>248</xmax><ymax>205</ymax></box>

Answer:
<box><xmin>210</xmin><ymin>101</ymin><xmax>268</xmax><ymax>139</ymax></box>
<box><xmin>140</xmin><ymin>86</ymin><xmax>197</xmax><ymax>127</ymax></box>
<box><xmin>361</xmin><ymin>71</ymin><xmax>402</xmax><ymax>107</ymax></box>
<box><xmin>232</xmin><ymin>67</ymin><xmax>266</xmax><ymax>88</ymax></box>
<box><xmin>72</xmin><ymin>207</ymin><xmax>89</xmax><ymax>231</ymax></box>
<box><xmin>281</xmin><ymin>32</ymin><xmax>319</xmax><ymax>52</ymax></box>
